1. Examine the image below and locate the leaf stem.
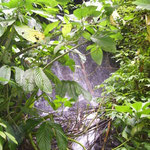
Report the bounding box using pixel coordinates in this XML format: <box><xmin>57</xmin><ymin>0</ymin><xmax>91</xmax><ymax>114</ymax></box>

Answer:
<box><xmin>112</xmin><ymin>137</ymin><xmax>132</xmax><ymax>150</ymax></box>
<box><xmin>28</xmin><ymin>133</ymin><xmax>39</xmax><ymax>150</ymax></box>
<box><xmin>68</xmin><ymin>137</ymin><xmax>87</xmax><ymax>150</ymax></box>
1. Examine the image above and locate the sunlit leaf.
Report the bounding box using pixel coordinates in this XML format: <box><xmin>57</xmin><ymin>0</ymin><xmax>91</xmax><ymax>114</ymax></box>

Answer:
<box><xmin>0</xmin><ymin>131</ymin><xmax>6</xmax><ymax>140</ymax></box>
<box><xmin>133</xmin><ymin>0</ymin><xmax>150</xmax><ymax>10</ymax></box>
<box><xmin>4</xmin><ymin>132</ymin><xmax>18</xmax><ymax>145</ymax></box>
<box><xmin>0</xmin><ymin>25</ymin><xmax>6</xmax><ymax>37</ymax></box>
<box><xmin>73</xmin><ymin>7</ymin><xmax>88</xmax><ymax>19</ymax></box>
<box><xmin>131</xmin><ymin>102</ymin><xmax>142</xmax><ymax>112</ymax></box>
<box><xmin>0</xmin><ymin>65</ymin><xmax>11</xmax><ymax>85</ymax></box>
<box><xmin>14</xmin><ymin>25</ymin><xmax>45</xmax><ymax>43</ymax></box>
<box><xmin>44</xmin><ymin>21</ymin><xmax>60</xmax><ymax>35</ymax></box>
<box><xmin>0</xmin><ymin>18</ymin><xmax>16</xmax><ymax>27</ymax></box>
<box><xmin>2</xmin><ymin>0</ymin><xmax>24</xmax><ymax>8</ymax></box>
<box><xmin>115</xmin><ymin>105</ymin><xmax>132</xmax><ymax>113</ymax></box>
<box><xmin>56</xmin><ymin>0</ymin><xmax>70</xmax><ymax>5</ymax></box>
<box><xmin>0</xmin><ymin>123</ymin><xmax>6</xmax><ymax>128</ymax></box>
<box><xmin>62</xmin><ymin>24</ymin><xmax>72</xmax><ymax>37</ymax></box>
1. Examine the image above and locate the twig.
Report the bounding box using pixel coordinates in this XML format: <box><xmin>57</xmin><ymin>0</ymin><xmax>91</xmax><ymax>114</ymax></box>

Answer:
<box><xmin>28</xmin><ymin>133</ymin><xmax>39</xmax><ymax>150</ymax></box>
<box><xmin>101</xmin><ymin>121</ymin><xmax>111</xmax><ymax>150</ymax></box>
<box><xmin>102</xmin><ymin>106</ymin><xmax>114</xmax><ymax>150</ymax></box>
<box><xmin>82</xmin><ymin>102</ymin><xmax>102</xmax><ymax>134</ymax></box>
<box><xmin>43</xmin><ymin>40</ymin><xmax>88</xmax><ymax>70</ymax></box>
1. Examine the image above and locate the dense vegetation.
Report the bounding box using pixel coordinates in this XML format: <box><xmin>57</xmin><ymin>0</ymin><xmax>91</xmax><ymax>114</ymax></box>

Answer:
<box><xmin>0</xmin><ymin>0</ymin><xmax>149</xmax><ymax>150</ymax></box>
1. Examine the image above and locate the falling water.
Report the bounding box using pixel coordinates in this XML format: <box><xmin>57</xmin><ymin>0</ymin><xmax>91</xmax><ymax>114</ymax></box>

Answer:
<box><xmin>35</xmin><ymin>42</ymin><xmax>118</xmax><ymax>149</ymax></box>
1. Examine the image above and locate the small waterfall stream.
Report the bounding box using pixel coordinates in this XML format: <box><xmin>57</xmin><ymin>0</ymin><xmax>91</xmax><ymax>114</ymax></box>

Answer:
<box><xmin>35</xmin><ymin>43</ymin><xmax>118</xmax><ymax>149</ymax></box>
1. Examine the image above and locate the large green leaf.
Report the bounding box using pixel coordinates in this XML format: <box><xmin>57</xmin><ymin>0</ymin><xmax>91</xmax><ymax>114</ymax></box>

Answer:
<box><xmin>14</xmin><ymin>25</ymin><xmax>45</xmax><ymax>43</ymax></box>
<box><xmin>133</xmin><ymin>0</ymin><xmax>150</xmax><ymax>10</ymax></box>
<box><xmin>22</xmin><ymin>69</ymin><xmax>36</xmax><ymax>92</ymax></box>
<box><xmin>49</xmin><ymin>122</ymin><xmax>68</xmax><ymax>150</ymax></box>
<box><xmin>0</xmin><ymin>65</ymin><xmax>11</xmax><ymax>85</ymax></box>
<box><xmin>14</xmin><ymin>67</ymin><xmax>24</xmax><ymax>87</ymax></box>
<box><xmin>36</xmin><ymin>122</ymin><xmax>53</xmax><ymax>150</ymax></box>
<box><xmin>56</xmin><ymin>81</ymin><xmax>92</xmax><ymax>101</ymax></box>
<box><xmin>91</xmin><ymin>35</ymin><xmax>116</xmax><ymax>53</ymax></box>
<box><xmin>34</xmin><ymin>67</ymin><xmax>52</xmax><ymax>94</ymax></box>
<box><xmin>91</xmin><ymin>46</ymin><xmax>103</xmax><ymax>65</ymax></box>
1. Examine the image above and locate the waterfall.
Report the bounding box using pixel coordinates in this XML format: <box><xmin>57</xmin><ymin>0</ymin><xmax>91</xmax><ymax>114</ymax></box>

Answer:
<box><xmin>35</xmin><ymin>42</ymin><xmax>118</xmax><ymax>149</ymax></box>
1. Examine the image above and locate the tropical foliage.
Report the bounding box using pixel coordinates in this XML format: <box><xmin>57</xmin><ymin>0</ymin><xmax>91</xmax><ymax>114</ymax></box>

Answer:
<box><xmin>0</xmin><ymin>0</ymin><xmax>149</xmax><ymax>149</ymax></box>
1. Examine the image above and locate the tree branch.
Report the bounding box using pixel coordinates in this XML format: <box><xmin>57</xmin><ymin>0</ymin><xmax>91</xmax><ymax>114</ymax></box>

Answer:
<box><xmin>43</xmin><ymin>40</ymin><xmax>88</xmax><ymax>70</ymax></box>
<box><xmin>12</xmin><ymin>44</ymin><xmax>40</xmax><ymax>59</ymax></box>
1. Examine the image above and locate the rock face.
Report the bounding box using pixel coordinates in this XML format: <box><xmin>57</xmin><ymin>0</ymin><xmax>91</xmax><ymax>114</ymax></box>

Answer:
<box><xmin>35</xmin><ymin>42</ymin><xmax>118</xmax><ymax>150</ymax></box>
<box><xmin>52</xmin><ymin>42</ymin><xmax>118</xmax><ymax>98</ymax></box>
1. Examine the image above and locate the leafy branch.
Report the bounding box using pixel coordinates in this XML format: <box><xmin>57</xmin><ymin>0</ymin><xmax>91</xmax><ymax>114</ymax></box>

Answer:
<box><xmin>43</xmin><ymin>40</ymin><xmax>88</xmax><ymax>70</ymax></box>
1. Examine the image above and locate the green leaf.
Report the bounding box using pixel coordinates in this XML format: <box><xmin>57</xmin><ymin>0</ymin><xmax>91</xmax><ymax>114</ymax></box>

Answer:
<box><xmin>0</xmin><ymin>65</ymin><xmax>11</xmax><ymax>85</ymax></box>
<box><xmin>131</xmin><ymin>102</ymin><xmax>142</xmax><ymax>112</ymax></box>
<box><xmin>62</xmin><ymin>24</ymin><xmax>72</xmax><ymax>37</ymax></box>
<box><xmin>44</xmin><ymin>21</ymin><xmax>60</xmax><ymax>35</ymax></box>
<box><xmin>0</xmin><ymin>25</ymin><xmax>5</xmax><ymax>37</ymax></box>
<box><xmin>131</xmin><ymin>123</ymin><xmax>144</xmax><ymax>136</ymax></box>
<box><xmin>22</xmin><ymin>69</ymin><xmax>36</xmax><ymax>92</ymax></box>
<box><xmin>55</xmin><ymin>81</ymin><xmax>92</xmax><ymax>101</ymax></box>
<box><xmin>50</xmin><ymin>123</ymin><xmax>68</xmax><ymax>150</ymax></box>
<box><xmin>34</xmin><ymin>67</ymin><xmax>52</xmax><ymax>94</ymax></box>
<box><xmin>91</xmin><ymin>47</ymin><xmax>103</xmax><ymax>65</ymax></box>
<box><xmin>115</xmin><ymin>105</ymin><xmax>132</xmax><ymax>113</ymax></box>
<box><xmin>14</xmin><ymin>25</ymin><xmax>45</xmax><ymax>43</ymax></box>
<box><xmin>82</xmin><ymin>31</ymin><xmax>91</xmax><ymax>40</ymax></box>
<box><xmin>133</xmin><ymin>0</ymin><xmax>150</xmax><ymax>10</ymax></box>
<box><xmin>2</xmin><ymin>0</ymin><xmax>24</xmax><ymax>8</ymax></box>
<box><xmin>91</xmin><ymin>35</ymin><xmax>116</xmax><ymax>53</ymax></box>
<box><xmin>14</xmin><ymin>67</ymin><xmax>24</xmax><ymax>87</ymax></box>
<box><xmin>122</xmin><ymin>127</ymin><xmax>128</xmax><ymax>140</ymax></box>
<box><xmin>56</xmin><ymin>0</ymin><xmax>70</xmax><ymax>5</ymax></box>
<box><xmin>22</xmin><ymin>118</ymin><xmax>42</xmax><ymax>134</ymax></box>
<box><xmin>73</xmin><ymin>7</ymin><xmax>88</xmax><ymax>19</ymax></box>
<box><xmin>36</xmin><ymin>122</ymin><xmax>53</xmax><ymax>150</ymax></box>
<box><xmin>80</xmin><ymin>88</ymin><xmax>92</xmax><ymax>101</ymax></box>
<box><xmin>0</xmin><ymin>123</ymin><xmax>6</xmax><ymax>128</ymax></box>
<box><xmin>0</xmin><ymin>137</ymin><xmax>4</xmax><ymax>150</ymax></box>
<box><xmin>0</xmin><ymin>131</ymin><xmax>6</xmax><ymax>140</ymax></box>
<box><xmin>0</xmin><ymin>18</ymin><xmax>16</xmax><ymax>27</ymax></box>
<box><xmin>4</xmin><ymin>132</ymin><xmax>18</xmax><ymax>145</ymax></box>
